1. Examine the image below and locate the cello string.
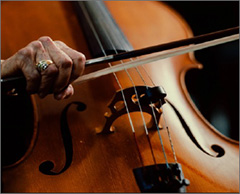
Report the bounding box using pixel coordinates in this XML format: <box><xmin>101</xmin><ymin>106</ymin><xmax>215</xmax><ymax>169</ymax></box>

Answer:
<box><xmin>97</xmin><ymin>15</ymin><xmax>170</xmax><ymax>166</ymax></box>
<box><xmin>88</xmin><ymin>1</ymin><xmax>175</xmax><ymax>166</ymax></box>
<box><xmin>97</xmin><ymin>9</ymin><xmax>160</xmax><ymax>165</ymax></box>
<box><xmin>79</xmin><ymin>3</ymin><xmax>145</xmax><ymax>166</ymax></box>
<box><xmin>81</xmin><ymin>1</ymin><xmax>167</xmax><ymax>166</ymax></box>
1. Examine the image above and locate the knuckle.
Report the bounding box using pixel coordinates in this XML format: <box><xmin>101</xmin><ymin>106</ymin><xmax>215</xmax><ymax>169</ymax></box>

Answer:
<box><xmin>76</xmin><ymin>53</ymin><xmax>86</xmax><ymax>64</ymax></box>
<box><xmin>17</xmin><ymin>47</ymin><xmax>33</xmax><ymax>59</ymax></box>
<box><xmin>38</xmin><ymin>36</ymin><xmax>53</xmax><ymax>43</ymax></box>
<box><xmin>69</xmin><ymin>53</ymin><xmax>86</xmax><ymax>81</ymax></box>
<box><xmin>73</xmin><ymin>52</ymin><xmax>85</xmax><ymax>69</ymax></box>
<box><xmin>30</xmin><ymin>40</ymin><xmax>43</xmax><ymax>50</ymax></box>
<box><xmin>77</xmin><ymin>53</ymin><xmax>86</xmax><ymax>73</ymax></box>
<box><xmin>59</xmin><ymin>58</ymin><xmax>73</xmax><ymax>69</ymax></box>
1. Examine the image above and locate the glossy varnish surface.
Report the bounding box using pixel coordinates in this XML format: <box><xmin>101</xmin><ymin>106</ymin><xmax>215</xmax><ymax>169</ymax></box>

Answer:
<box><xmin>1</xmin><ymin>1</ymin><xmax>239</xmax><ymax>192</ymax></box>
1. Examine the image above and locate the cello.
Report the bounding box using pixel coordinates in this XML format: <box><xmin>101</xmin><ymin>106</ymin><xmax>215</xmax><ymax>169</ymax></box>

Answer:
<box><xmin>1</xmin><ymin>1</ymin><xmax>239</xmax><ymax>192</ymax></box>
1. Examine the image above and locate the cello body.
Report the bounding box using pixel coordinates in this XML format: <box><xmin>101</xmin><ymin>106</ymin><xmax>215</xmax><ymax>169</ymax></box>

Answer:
<box><xmin>1</xmin><ymin>1</ymin><xmax>239</xmax><ymax>192</ymax></box>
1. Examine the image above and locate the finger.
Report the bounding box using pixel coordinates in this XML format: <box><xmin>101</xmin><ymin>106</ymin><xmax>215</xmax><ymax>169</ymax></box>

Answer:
<box><xmin>15</xmin><ymin>43</ymin><xmax>41</xmax><ymax>94</ymax></box>
<box><xmin>38</xmin><ymin>36</ymin><xmax>73</xmax><ymax>94</ymax></box>
<box><xmin>54</xmin><ymin>84</ymin><xmax>74</xmax><ymax>100</ymax></box>
<box><xmin>54</xmin><ymin>41</ymin><xmax>85</xmax><ymax>83</ymax></box>
<box><xmin>37</xmin><ymin>61</ymin><xmax>59</xmax><ymax>98</ymax></box>
<box><xmin>32</xmin><ymin>41</ymin><xmax>58</xmax><ymax>98</ymax></box>
<box><xmin>1</xmin><ymin>56</ymin><xmax>23</xmax><ymax>78</ymax></box>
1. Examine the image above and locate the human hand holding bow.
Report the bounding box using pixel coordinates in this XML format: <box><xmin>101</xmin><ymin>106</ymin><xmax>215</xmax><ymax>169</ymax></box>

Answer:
<box><xmin>1</xmin><ymin>36</ymin><xmax>85</xmax><ymax>100</ymax></box>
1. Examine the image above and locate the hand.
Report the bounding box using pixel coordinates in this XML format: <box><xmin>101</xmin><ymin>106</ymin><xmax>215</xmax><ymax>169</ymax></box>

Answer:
<box><xmin>1</xmin><ymin>36</ymin><xmax>85</xmax><ymax>100</ymax></box>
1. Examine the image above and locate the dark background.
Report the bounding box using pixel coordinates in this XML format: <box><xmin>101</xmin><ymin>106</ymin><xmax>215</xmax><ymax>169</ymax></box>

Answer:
<box><xmin>165</xmin><ymin>1</ymin><xmax>239</xmax><ymax>141</ymax></box>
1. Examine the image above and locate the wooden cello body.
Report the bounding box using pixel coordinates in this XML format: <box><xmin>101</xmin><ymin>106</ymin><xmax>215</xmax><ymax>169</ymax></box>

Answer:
<box><xmin>1</xmin><ymin>1</ymin><xmax>239</xmax><ymax>192</ymax></box>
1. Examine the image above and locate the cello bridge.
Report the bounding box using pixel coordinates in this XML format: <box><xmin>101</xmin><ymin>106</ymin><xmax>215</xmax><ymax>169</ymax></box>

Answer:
<box><xmin>97</xmin><ymin>86</ymin><xmax>167</xmax><ymax>134</ymax></box>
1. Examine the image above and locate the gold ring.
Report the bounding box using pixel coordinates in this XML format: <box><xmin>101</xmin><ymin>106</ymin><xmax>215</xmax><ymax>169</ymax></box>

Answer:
<box><xmin>36</xmin><ymin>60</ymin><xmax>53</xmax><ymax>72</ymax></box>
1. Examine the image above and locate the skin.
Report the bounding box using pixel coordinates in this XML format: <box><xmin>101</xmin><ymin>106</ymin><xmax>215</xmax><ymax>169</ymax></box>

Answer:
<box><xmin>1</xmin><ymin>36</ymin><xmax>86</xmax><ymax>100</ymax></box>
